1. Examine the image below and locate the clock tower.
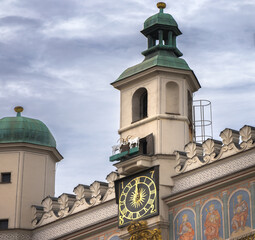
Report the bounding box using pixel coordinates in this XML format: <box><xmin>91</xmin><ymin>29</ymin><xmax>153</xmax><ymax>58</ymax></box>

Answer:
<box><xmin>111</xmin><ymin>2</ymin><xmax>201</xmax><ymax>239</ymax></box>
<box><xmin>112</xmin><ymin>3</ymin><xmax>200</xmax><ymax>155</ymax></box>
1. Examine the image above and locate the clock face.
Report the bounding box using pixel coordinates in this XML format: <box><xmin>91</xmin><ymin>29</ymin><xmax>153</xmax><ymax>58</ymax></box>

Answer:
<box><xmin>116</xmin><ymin>166</ymin><xmax>159</xmax><ymax>227</ymax></box>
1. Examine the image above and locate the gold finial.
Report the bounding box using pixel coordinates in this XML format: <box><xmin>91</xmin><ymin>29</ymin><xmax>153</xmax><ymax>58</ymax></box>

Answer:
<box><xmin>14</xmin><ymin>106</ymin><xmax>24</xmax><ymax>113</ymax></box>
<box><xmin>14</xmin><ymin>106</ymin><xmax>23</xmax><ymax>117</ymax></box>
<box><xmin>157</xmin><ymin>2</ymin><xmax>166</xmax><ymax>9</ymax></box>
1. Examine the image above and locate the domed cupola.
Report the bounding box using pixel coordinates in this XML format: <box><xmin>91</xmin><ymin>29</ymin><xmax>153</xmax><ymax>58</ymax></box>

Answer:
<box><xmin>115</xmin><ymin>2</ymin><xmax>191</xmax><ymax>82</ymax></box>
<box><xmin>0</xmin><ymin>106</ymin><xmax>56</xmax><ymax>148</ymax></box>
<box><xmin>141</xmin><ymin>2</ymin><xmax>182</xmax><ymax>58</ymax></box>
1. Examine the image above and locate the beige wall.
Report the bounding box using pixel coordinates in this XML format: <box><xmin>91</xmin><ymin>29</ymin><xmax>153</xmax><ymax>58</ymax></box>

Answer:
<box><xmin>0</xmin><ymin>152</ymin><xmax>19</xmax><ymax>229</ymax></box>
<box><xmin>0</xmin><ymin>148</ymin><xmax>56</xmax><ymax>229</ymax></box>
<box><xmin>118</xmin><ymin>71</ymin><xmax>194</xmax><ymax>154</ymax></box>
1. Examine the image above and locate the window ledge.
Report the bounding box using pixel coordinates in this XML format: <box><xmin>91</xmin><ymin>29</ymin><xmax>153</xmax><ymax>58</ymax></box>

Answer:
<box><xmin>165</xmin><ymin>112</ymin><xmax>180</xmax><ymax>115</ymax></box>
<box><xmin>131</xmin><ymin>116</ymin><xmax>148</xmax><ymax>124</ymax></box>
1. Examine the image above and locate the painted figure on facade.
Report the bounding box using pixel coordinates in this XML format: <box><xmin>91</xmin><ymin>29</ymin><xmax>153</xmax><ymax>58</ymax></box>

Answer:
<box><xmin>177</xmin><ymin>214</ymin><xmax>195</xmax><ymax>240</ymax></box>
<box><xmin>204</xmin><ymin>204</ymin><xmax>221</xmax><ymax>240</ymax></box>
<box><xmin>231</xmin><ymin>194</ymin><xmax>248</xmax><ymax>232</ymax></box>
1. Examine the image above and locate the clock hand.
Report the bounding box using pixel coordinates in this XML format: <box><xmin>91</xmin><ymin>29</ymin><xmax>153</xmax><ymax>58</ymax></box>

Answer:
<box><xmin>136</xmin><ymin>188</ymin><xmax>141</xmax><ymax>201</ymax></box>
<box><xmin>135</xmin><ymin>178</ymin><xmax>139</xmax><ymax>200</ymax></box>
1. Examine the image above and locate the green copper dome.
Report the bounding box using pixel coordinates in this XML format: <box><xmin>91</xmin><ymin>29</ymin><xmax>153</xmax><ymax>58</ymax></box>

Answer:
<box><xmin>144</xmin><ymin>12</ymin><xmax>178</xmax><ymax>29</ymax></box>
<box><xmin>0</xmin><ymin>107</ymin><xmax>56</xmax><ymax>148</ymax></box>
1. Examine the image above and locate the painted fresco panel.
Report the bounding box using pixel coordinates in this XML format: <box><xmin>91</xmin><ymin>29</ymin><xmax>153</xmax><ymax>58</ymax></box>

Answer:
<box><xmin>174</xmin><ymin>209</ymin><xmax>196</xmax><ymax>240</ymax></box>
<box><xmin>169</xmin><ymin>179</ymin><xmax>255</xmax><ymax>240</ymax></box>
<box><xmin>229</xmin><ymin>189</ymin><xmax>251</xmax><ymax>238</ymax></box>
<box><xmin>201</xmin><ymin>199</ymin><xmax>224</xmax><ymax>240</ymax></box>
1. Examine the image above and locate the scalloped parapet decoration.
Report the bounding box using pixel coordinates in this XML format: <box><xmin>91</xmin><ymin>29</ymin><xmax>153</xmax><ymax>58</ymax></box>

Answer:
<box><xmin>32</xmin><ymin>171</ymin><xmax>119</xmax><ymax>228</ymax></box>
<box><xmin>175</xmin><ymin>125</ymin><xmax>255</xmax><ymax>174</ymax></box>
<box><xmin>58</xmin><ymin>193</ymin><xmax>76</xmax><ymax>217</ymax></box>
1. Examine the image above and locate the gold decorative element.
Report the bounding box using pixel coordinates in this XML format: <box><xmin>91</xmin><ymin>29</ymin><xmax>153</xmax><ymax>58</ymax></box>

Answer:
<box><xmin>238</xmin><ymin>233</ymin><xmax>255</xmax><ymax>240</ymax></box>
<box><xmin>128</xmin><ymin>220</ymin><xmax>162</xmax><ymax>240</ymax></box>
<box><xmin>157</xmin><ymin>2</ymin><xmax>166</xmax><ymax>9</ymax></box>
<box><xmin>119</xmin><ymin>176</ymin><xmax>157</xmax><ymax>224</ymax></box>
<box><xmin>130</xmin><ymin>187</ymin><xmax>147</xmax><ymax>208</ymax></box>
<box><xmin>14</xmin><ymin>106</ymin><xmax>24</xmax><ymax>113</ymax></box>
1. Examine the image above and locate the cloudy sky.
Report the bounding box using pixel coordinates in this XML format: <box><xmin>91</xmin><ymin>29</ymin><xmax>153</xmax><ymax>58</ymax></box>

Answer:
<box><xmin>0</xmin><ymin>0</ymin><xmax>254</xmax><ymax>196</ymax></box>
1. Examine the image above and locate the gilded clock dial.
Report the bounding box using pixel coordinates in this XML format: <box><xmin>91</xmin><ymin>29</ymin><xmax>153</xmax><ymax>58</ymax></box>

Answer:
<box><xmin>118</xmin><ymin>173</ymin><xmax>157</xmax><ymax>226</ymax></box>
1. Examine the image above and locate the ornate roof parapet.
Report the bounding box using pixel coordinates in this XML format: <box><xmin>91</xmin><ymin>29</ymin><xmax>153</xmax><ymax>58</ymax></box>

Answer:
<box><xmin>175</xmin><ymin>143</ymin><xmax>204</xmax><ymax>172</ymax></box>
<box><xmin>102</xmin><ymin>172</ymin><xmax>119</xmax><ymax>202</ymax></box>
<box><xmin>35</xmin><ymin>196</ymin><xmax>59</xmax><ymax>226</ymax></box>
<box><xmin>68</xmin><ymin>184</ymin><xmax>91</xmax><ymax>214</ymax></box>
<box><xmin>58</xmin><ymin>193</ymin><xmax>76</xmax><ymax>218</ymax></box>
<box><xmin>175</xmin><ymin>125</ymin><xmax>255</xmax><ymax>174</ymax></box>
<box><xmin>31</xmin><ymin>171</ymin><xmax>119</xmax><ymax>228</ymax></box>
<box><xmin>31</xmin><ymin>205</ymin><xmax>44</xmax><ymax>227</ymax></box>
<box><xmin>89</xmin><ymin>181</ymin><xmax>108</xmax><ymax>206</ymax></box>
<box><xmin>203</xmin><ymin>138</ymin><xmax>222</xmax><ymax>162</ymax></box>
<box><xmin>240</xmin><ymin>125</ymin><xmax>255</xmax><ymax>150</ymax></box>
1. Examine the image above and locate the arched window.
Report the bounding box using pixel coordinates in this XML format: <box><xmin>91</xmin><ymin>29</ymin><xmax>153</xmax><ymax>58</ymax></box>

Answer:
<box><xmin>132</xmin><ymin>88</ymin><xmax>148</xmax><ymax>122</ymax></box>
<box><xmin>166</xmin><ymin>82</ymin><xmax>179</xmax><ymax>114</ymax></box>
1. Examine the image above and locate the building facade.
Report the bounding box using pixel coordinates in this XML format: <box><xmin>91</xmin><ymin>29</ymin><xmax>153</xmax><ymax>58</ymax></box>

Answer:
<box><xmin>0</xmin><ymin>2</ymin><xmax>254</xmax><ymax>240</ymax></box>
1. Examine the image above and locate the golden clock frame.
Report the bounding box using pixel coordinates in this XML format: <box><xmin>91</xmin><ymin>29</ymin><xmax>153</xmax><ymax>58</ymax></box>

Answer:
<box><xmin>115</xmin><ymin>166</ymin><xmax>159</xmax><ymax>228</ymax></box>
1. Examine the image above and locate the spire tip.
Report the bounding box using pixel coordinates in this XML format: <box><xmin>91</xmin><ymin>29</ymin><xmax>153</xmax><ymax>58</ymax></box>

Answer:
<box><xmin>157</xmin><ymin>2</ymin><xmax>166</xmax><ymax>11</ymax></box>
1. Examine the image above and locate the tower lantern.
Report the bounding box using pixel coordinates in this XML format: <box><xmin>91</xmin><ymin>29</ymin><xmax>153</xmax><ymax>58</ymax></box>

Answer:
<box><xmin>141</xmin><ymin>2</ymin><xmax>183</xmax><ymax>60</ymax></box>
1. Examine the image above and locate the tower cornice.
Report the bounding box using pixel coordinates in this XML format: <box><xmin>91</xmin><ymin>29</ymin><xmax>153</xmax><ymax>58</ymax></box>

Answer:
<box><xmin>112</xmin><ymin>66</ymin><xmax>201</xmax><ymax>92</ymax></box>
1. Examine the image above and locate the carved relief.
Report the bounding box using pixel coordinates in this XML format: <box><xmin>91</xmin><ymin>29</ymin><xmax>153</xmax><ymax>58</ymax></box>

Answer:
<box><xmin>128</xmin><ymin>220</ymin><xmax>162</xmax><ymax>240</ymax></box>
<box><xmin>58</xmin><ymin>194</ymin><xmax>69</xmax><ymax>217</ymax></box>
<box><xmin>174</xmin><ymin>151</ymin><xmax>188</xmax><ymax>173</ymax></box>
<box><xmin>218</xmin><ymin>128</ymin><xmax>239</xmax><ymax>157</ymax></box>
<box><xmin>31</xmin><ymin>205</ymin><xmax>44</xmax><ymax>227</ymax></box>
<box><xmin>240</xmin><ymin>125</ymin><xmax>255</xmax><ymax>150</ymax></box>
<box><xmin>175</xmin><ymin>125</ymin><xmax>255</xmax><ymax>174</ymax></box>
<box><xmin>175</xmin><ymin>143</ymin><xmax>205</xmax><ymax>173</ymax></box>
<box><xmin>202</xmin><ymin>139</ymin><xmax>216</xmax><ymax>162</ymax></box>
<box><xmin>90</xmin><ymin>181</ymin><xmax>102</xmax><ymax>205</ymax></box>
<box><xmin>74</xmin><ymin>184</ymin><xmax>86</xmax><ymax>200</ymax></box>
<box><xmin>220</xmin><ymin>128</ymin><xmax>234</xmax><ymax>146</ymax></box>
<box><xmin>32</xmin><ymin>172</ymin><xmax>119</xmax><ymax>228</ymax></box>
<box><xmin>73</xmin><ymin>184</ymin><xmax>90</xmax><ymax>207</ymax></box>
<box><xmin>36</xmin><ymin>197</ymin><xmax>58</xmax><ymax>227</ymax></box>
<box><xmin>42</xmin><ymin>197</ymin><xmax>54</xmax><ymax>215</ymax></box>
<box><xmin>103</xmin><ymin>172</ymin><xmax>118</xmax><ymax>202</ymax></box>
<box><xmin>185</xmin><ymin>142</ymin><xmax>197</xmax><ymax>159</ymax></box>
<box><xmin>31</xmin><ymin>206</ymin><xmax>38</xmax><ymax>226</ymax></box>
<box><xmin>58</xmin><ymin>194</ymin><xmax>75</xmax><ymax>217</ymax></box>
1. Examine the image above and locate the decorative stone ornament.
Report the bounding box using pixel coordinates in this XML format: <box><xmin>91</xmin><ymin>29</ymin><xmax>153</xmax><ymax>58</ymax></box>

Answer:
<box><xmin>127</xmin><ymin>220</ymin><xmax>162</xmax><ymax>240</ymax></box>
<box><xmin>175</xmin><ymin>125</ymin><xmax>255</xmax><ymax>173</ymax></box>
<box><xmin>32</xmin><ymin>172</ymin><xmax>119</xmax><ymax>227</ymax></box>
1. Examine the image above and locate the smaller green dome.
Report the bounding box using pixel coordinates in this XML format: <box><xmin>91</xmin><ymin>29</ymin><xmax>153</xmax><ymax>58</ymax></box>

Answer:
<box><xmin>0</xmin><ymin>110</ymin><xmax>56</xmax><ymax>148</ymax></box>
<box><xmin>144</xmin><ymin>12</ymin><xmax>178</xmax><ymax>29</ymax></box>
